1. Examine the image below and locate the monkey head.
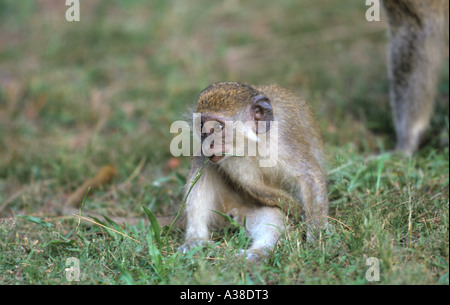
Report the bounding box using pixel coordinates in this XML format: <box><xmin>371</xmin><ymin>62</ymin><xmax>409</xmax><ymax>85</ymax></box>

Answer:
<box><xmin>194</xmin><ymin>82</ymin><xmax>275</xmax><ymax>163</ymax></box>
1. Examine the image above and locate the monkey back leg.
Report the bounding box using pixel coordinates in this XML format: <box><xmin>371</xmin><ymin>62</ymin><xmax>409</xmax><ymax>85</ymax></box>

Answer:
<box><xmin>296</xmin><ymin>167</ymin><xmax>329</xmax><ymax>241</ymax></box>
<box><xmin>385</xmin><ymin>3</ymin><xmax>445</xmax><ymax>154</ymax></box>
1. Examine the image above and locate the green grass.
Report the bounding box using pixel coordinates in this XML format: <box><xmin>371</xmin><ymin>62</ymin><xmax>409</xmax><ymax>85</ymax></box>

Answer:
<box><xmin>0</xmin><ymin>0</ymin><xmax>448</xmax><ymax>285</ymax></box>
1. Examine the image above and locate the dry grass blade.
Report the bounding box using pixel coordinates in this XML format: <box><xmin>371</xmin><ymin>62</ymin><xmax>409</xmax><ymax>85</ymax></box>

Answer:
<box><xmin>325</xmin><ymin>215</ymin><xmax>353</xmax><ymax>231</ymax></box>
<box><xmin>72</xmin><ymin>213</ymin><xmax>142</xmax><ymax>244</ymax></box>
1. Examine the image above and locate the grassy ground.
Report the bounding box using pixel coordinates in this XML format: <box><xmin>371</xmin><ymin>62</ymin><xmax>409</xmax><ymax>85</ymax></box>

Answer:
<box><xmin>0</xmin><ymin>0</ymin><xmax>448</xmax><ymax>285</ymax></box>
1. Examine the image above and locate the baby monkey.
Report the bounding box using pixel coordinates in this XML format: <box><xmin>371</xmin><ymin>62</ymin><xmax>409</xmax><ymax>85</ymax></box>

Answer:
<box><xmin>179</xmin><ymin>82</ymin><xmax>328</xmax><ymax>261</ymax></box>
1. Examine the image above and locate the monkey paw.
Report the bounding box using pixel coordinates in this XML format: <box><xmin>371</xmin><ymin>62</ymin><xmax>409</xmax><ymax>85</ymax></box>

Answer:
<box><xmin>178</xmin><ymin>239</ymin><xmax>210</xmax><ymax>254</ymax></box>
<box><xmin>238</xmin><ymin>249</ymin><xmax>269</xmax><ymax>263</ymax></box>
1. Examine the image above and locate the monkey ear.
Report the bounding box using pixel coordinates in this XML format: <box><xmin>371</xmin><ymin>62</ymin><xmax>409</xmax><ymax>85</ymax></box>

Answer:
<box><xmin>251</xmin><ymin>95</ymin><xmax>274</xmax><ymax>133</ymax></box>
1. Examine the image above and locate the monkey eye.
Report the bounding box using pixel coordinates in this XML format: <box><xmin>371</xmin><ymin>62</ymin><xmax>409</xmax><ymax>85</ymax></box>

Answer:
<box><xmin>214</xmin><ymin>122</ymin><xmax>224</xmax><ymax>133</ymax></box>
<box><xmin>200</xmin><ymin>120</ymin><xmax>223</xmax><ymax>134</ymax></box>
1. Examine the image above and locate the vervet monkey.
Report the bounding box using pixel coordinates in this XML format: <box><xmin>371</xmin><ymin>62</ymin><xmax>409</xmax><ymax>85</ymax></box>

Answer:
<box><xmin>383</xmin><ymin>0</ymin><xmax>449</xmax><ymax>155</ymax></box>
<box><xmin>179</xmin><ymin>82</ymin><xmax>328</xmax><ymax>261</ymax></box>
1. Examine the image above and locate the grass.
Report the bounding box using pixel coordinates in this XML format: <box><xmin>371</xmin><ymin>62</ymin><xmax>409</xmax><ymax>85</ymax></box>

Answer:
<box><xmin>0</xmin><ymin>0</ymin><xmax>448</xmax><ymax>285</ymax></box>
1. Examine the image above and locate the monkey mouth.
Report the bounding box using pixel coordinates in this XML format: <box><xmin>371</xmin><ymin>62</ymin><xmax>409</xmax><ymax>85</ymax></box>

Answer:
<box><xmin>209</xmin><ymin>155</ymin><xmax>225</xmax><ymax>163</ymax></box>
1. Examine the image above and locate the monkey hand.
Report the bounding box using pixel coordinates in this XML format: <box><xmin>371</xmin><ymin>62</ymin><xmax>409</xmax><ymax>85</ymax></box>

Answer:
<box><xmin>179</xmin><ymin>239</ymin><xmax>211</xmax><ymax>254</ymax></box>
<box><xmin>237</xmin><ymin>248</ymin><xmax>272</xmax><ymax>263</ymax></box>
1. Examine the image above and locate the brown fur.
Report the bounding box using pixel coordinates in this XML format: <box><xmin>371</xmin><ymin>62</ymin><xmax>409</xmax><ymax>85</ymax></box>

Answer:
<box><xmin>383</xmin><ymin>0</ymin><xmax>449</xmax><ymax>154</ymax></box>
<box><xmin>180</xmin><ymin>82</ymin><xmax>329</xmax><ymax>260</ymax></box>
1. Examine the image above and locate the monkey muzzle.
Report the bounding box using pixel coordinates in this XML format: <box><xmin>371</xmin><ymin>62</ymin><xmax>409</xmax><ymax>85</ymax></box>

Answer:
<box><xmin>207</xmin><ymin>139</ymin><xmax>226</xmax><ymax>163</ymax></box>
<box><xmin>200</xmin><ymin>120</ymin><xmax>228</xmax><ymax>163</ymax></box>
<box><xmin>209</xmin><ymin>155</ymin><xmax>225</xmax><ymax>163</ymax></box>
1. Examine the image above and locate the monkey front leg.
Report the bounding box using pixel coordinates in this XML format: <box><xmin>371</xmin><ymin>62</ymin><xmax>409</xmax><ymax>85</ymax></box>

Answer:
<box><xmin>179</xmin><ymin>165</ymin><xmax>223</xmax><ymax>253</ymax></box>
<box><xmin>240</xmin><ymin>206</ymin><xmax>285</xmax><ymax>262</ymax></box>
